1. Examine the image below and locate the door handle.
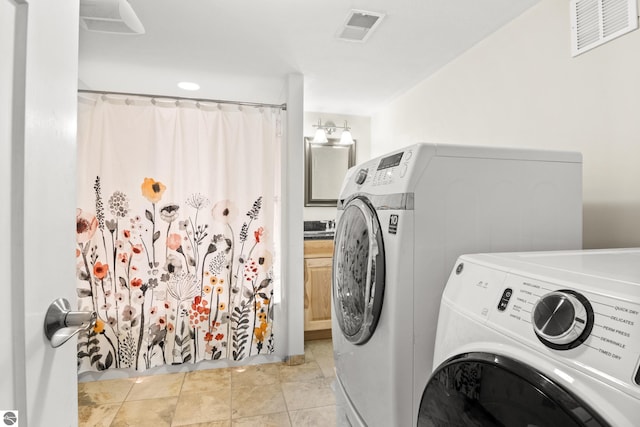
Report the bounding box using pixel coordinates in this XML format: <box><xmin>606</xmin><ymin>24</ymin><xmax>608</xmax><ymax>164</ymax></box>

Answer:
<box><xmin>44</xmin><ymin>298</ymin><xmax>97</xmax><ymax>348</ymax></box>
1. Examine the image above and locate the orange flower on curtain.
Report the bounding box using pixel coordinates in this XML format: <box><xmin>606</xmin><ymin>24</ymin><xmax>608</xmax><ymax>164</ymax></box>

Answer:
<box><xmin>141</xmin><ymin>177</ymin><xmax>166</xmax><ymax>203</ymax></box>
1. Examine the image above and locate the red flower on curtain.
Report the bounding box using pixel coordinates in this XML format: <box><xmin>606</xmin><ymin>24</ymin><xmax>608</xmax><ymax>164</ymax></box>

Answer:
<box><xmin>93</xmin><ymin>262</ymin><xmax>108</xmax><ymax>280</ymax></box>
<box><xmin>254</xmin><ymin>226</ymin><xmax>264</xmax><ymax>243</ymax></box>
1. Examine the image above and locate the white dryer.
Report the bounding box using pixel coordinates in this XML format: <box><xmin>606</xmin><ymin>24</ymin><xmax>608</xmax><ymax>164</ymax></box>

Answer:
<box><xmin>421</xmin><ymin>249</ymin><xmax>640</xmax><ymax>426</ymax></box>
<box><xmin>332</xmin><ymin>143</ymin><xmax>583</xmax><ymax>426</ymax></box>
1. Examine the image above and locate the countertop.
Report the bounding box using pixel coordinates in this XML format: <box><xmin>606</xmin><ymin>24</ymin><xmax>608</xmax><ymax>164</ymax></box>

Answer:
<box><xmin>303</xmin><ymin>230</ymin><xmax>335</xmax><ymax>240</ymax></box>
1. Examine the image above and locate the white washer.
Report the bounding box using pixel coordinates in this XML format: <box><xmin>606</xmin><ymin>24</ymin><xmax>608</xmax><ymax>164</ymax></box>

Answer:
<box><xmin>332</xmin><ymin>143</ymin><xmax>583</xmax><ymax>426</ymax></box>
<box><xmin>421</xmin><ymin>249</ymin><xmax>640</xmax><ymax>426</ymax></box>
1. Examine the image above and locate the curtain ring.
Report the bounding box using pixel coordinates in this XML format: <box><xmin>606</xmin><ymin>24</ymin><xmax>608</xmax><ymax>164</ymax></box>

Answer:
<box><xmin>151</xmin><ymin>98</ymin><xmax>157</xmax><ymax>106</ymax></box>
<box><xmin>196</xmin><ymin>101</ymin><xmax>201</xmax><ymax>109</ymax></box>
<box><xmin>125</xmin><ymin>98</ymin><xmax>131</xmax><ymax>106</ymax></box>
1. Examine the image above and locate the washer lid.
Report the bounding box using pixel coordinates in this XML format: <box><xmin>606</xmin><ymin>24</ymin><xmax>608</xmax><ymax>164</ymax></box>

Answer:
<box><xmin>332</xmin><ymin>197</ymin><xmax>385</xmax><ymax>345</ymax></box>
<box><xmin>418</xmin><ymin>352</ymin><xmax>610</xmax><ymax>427</ymax></box>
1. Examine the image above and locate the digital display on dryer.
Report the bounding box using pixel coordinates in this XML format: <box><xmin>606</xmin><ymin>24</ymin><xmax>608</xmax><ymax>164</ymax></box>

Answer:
<box><xmin>377</xmin><ymin>152</ymin><xmax>403</xmax><ymax>170</ymax></box>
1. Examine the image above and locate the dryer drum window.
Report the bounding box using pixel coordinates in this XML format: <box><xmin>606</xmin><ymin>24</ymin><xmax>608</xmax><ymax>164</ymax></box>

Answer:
<box><xmin>332</xmin><ymin>197</ymin><xmax>385</xmax><ymax>345</ymax></box>
<box><xmin>418</xmin><ymin>352</ymin><xmax>609</xmax><ymax>427</ymax></box>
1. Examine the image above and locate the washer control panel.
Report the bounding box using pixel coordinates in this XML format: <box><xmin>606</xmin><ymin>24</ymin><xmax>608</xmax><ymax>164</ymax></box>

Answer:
<box><xmin>354</xmin><ymin>149</ymin><xmax>414</xmax><ymax>187</ymax></box>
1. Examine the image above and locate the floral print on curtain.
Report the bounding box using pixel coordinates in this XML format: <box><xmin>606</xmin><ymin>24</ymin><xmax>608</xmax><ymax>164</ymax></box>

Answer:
<box><xmin>76</xmin><ymin>94</ymin><xmax>281</xmax><ymax>372</ymax></box>
<box><xmin>77</xmin><ymin>178</ymin><xmax>274</xmax><ymax>371</ymax></box>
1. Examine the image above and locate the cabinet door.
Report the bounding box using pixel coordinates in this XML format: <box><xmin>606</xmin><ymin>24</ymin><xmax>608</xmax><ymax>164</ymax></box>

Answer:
<box><xmin>304</xmin><ymin>257</ymin><xmax>333</xmax><ymax>331</ymax></box>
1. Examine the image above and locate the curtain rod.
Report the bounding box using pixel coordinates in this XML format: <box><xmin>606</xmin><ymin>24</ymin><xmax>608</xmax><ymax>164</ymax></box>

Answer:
<box><xmin>78</xmin><ymin>89</ymin><xmax>287</xmax><ymax>111</ymax></box>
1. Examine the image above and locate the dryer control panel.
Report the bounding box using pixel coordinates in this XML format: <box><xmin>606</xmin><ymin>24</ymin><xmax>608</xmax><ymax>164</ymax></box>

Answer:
<box><xmin>531</xmin><ymin>290</ymin><xmax>594</xmax><ymax>350</ymax></box>
<box><xmin>494</xmin><ymin>273</ymin><xmax>640</xmax><ymax>396</ymax></box>
<box><xmin>443</xmin><ymin>258</ymin><xmax>640</xmax><ymax>399</ymax></box>
<box><xmin>496</xmin><ymin>274</ymin><xmax>640</xmax><ymax>366</ymax></box>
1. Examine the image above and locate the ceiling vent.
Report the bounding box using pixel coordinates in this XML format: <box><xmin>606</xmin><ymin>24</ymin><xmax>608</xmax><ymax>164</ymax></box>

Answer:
<box><xmin>79</xmin><ymin>0</ymin><xmax>145</xmax><ymax>35</ymax></box>
<box><xmin>570</xmin><ymin>0</ymin><xmax>637</xmax><ymax>56</ymax></box>
<box><xmin>337</xmin><ymin>10</ymin><xmax>385</xmax><ymax>42</ymax></box>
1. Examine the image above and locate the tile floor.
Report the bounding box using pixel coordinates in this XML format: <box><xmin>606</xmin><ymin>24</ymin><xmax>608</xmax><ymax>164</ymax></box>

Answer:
<box><xmin>78</xmin><ymin>339</ymin><xmax>338</xmax><ymax>426</ymax></box>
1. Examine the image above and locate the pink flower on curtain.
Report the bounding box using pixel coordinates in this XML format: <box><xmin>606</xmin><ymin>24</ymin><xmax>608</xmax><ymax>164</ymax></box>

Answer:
<box><xmin>166</xmin><ymin>233</ymin><xmax>182</xmax><ymax>250</ymax></box>
<box><xmin>118</xmin><ymin>252</ymin><xmax>129</xmax><ymax>264</ymax></box>
<box><xmin>76</xmin><ymin>208</ymin><xmax>98</xmax><ymax>243</ymax></box>
<box><xmin>255</xmin><ymin>247</ymin><xmax>274</xmax><ymax>273</ymax></box>
<box><xmin>211</xmin><ymin>200</ymin><xmax>238</xmax><ymax>223</ymax></box>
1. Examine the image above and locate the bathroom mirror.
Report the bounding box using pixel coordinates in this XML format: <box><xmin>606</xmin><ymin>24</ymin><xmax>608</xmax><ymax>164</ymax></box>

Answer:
<box><xmin>305</xmin><ymin>137</ymin><xmax>356</xmax><ymax>207</ymax></box>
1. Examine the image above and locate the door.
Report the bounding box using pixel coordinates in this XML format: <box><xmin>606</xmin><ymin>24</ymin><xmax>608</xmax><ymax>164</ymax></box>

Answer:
<box><xmin>332</xmin><ymin>197</ymin><xmax>385</xmax><ymax>345</ymax></box>
<box><xmin>1</xmin><ymin>0</ymin><xmax>80</xmax><ymax>425</ymax></box>
<box><xmin>418</xmin><ymin>352</ymin><xmax>609</xmax><ymax>427</ymax></box>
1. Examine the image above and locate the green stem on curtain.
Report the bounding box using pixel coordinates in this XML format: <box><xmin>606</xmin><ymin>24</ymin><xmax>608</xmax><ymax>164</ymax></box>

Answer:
<box><xmin>225</xmin><ymin>222</ymin><xmax>235</xmax><ymax>359</ymax></box>
<box><xmin>103</xmin><ymin>332</ymin><xmax>118</xmax><ymax>368</ymax></box>
<box><xmin>80</xmin><ymin>250</ymin><xmax>97</xmax><ymax>313</ymax></box>
<box><xmin>210</xmin><ymin>292</ymin><xmax>220</xmax><ymax>360</ymax></box>
<box><xmin>100</xmin><ymin>278</ymin><xmax>108</xmax><ymax>319</ymax></box>
<box><xmin>165</xmin><ymin>222</ymin><xmax>171</xmax><ymax>260</ymax></box>
<box><xmin>141</xmin><ymin>238</ymin><xmax>152</xmax><ymax>270</ymax></box>
<box><xmin>172</xmin><ymin>297</ymin><xmax>180</xmax><ymax>363</ymax></box>
<box><xmin>248</xmin><ymin>279</ymin><xmax>258</xmax><ymax>358</ymax></box>
<box><xmin>145</xmin><ymin>290</ymin><xmax>156</xmax><ymax>369</ymax></box>
<box><xmin>101</xmin><ymin>230</ymin><xmax>112</xmax><ymax>289</ymax></box>
<box><xmin>200</xmin><ymin>246</ymin><xmax>212</xmax><ymax>298</ymax></box>
<box><xmin>202</xmin><ymin>250</ymin><xmax>213</xmax><ymax>331</ymax></box>
<box><xmin>151</xmin><ymin>203</ymin><xmax>157</xmax><ymax>266</ymax></box>
<box><xmin>135</xmin><ymin>296</ymin><xmax>145</xmax><ymax>370</ymax></box>
<box><xmin>110</xmin><ymin>229</ymin><xmax>121</xmax><ymax>335</ymax></box>
<box><xmin>177</xmin><ymin>247</ymin><xmax>190</xmax><ymax>274</ymax></box>
<box><xmin>190</xmin><ymin>210</ymin><xmax>200</xmax><ymax>274</ymax></box>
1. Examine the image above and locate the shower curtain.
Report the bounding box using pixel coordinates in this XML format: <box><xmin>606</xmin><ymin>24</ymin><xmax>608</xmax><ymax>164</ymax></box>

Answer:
<box><xmin>76</xmin><ymin>94</ymin><xmax>282</xmax><ymax>373</ymax></box>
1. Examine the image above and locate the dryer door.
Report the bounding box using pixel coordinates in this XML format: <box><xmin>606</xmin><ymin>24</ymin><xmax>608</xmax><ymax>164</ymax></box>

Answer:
<box><xmin>418</xmin><ymin>352</ymin><xmax>609</xmax><ymax>427</ymax></box>
<box><xmin>332</xmin><ymin>196</ymin><xmax>385</xmax><ymax>345</ymax></box>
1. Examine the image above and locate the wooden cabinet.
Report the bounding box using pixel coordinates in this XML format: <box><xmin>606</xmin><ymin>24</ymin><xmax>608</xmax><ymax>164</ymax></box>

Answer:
<box><xmin>303</xmin><ymin>239</ymin><xmax>334</xmax><ymax>340</ymax></box>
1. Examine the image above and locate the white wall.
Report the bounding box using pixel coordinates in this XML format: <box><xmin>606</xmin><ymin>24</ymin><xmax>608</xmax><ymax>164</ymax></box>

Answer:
<box><xmin>0</xmin><ymin>0</ymin><xmax>16</xmax><ymax>411</ymax></box>
<box><xmin>372</xmin><ymin>0</ymin><xmax>640</xmax><ymax>249</ymax></box>
<box><xmin>303</xmin><ymin>112</ymin><xmax>371</xmax><ymax>221</ymax></box>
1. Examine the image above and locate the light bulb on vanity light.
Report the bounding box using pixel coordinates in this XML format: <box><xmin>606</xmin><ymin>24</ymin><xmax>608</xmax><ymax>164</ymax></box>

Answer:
<box><xmin>313</xmin><ymin>128</ymin><xmax>328</xmax><ymax>143</ymax></box>
<box><xmin>340</xmin><ymin>129</ymin><xmax>354</xmax><ymax>145</ymax></box>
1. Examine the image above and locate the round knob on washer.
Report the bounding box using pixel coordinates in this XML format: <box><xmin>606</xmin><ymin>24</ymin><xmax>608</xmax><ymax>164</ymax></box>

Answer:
<box><xmin>532</xmin><ymin>291</ymin><xmax>592</xmax><ymax>349</ymax></box>
<box><xmin>355</xmin><ymin>168</ymin><xmax>368</xmax><ymax>185</ymax></box>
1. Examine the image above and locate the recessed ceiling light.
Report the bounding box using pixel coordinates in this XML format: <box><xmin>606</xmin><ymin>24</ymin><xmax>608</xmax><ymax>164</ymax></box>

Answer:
<box><xmin>177</xmin><ymin>81</ymin><xmax>200</xmax><ymax>91</ymax></box>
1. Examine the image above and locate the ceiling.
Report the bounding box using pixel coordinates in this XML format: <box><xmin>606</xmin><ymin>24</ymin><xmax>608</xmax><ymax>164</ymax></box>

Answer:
<box><xmin>78</xmin><ymin>0</ymin><xmax>539</xmax><ymax>116</ymax></box>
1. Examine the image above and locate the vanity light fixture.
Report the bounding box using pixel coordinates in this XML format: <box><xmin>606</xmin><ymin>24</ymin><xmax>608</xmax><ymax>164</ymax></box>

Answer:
<box><xmin>312</xmin><ymin>119</ymin><xmax>354</xmax><ymax>145</ymax></box>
